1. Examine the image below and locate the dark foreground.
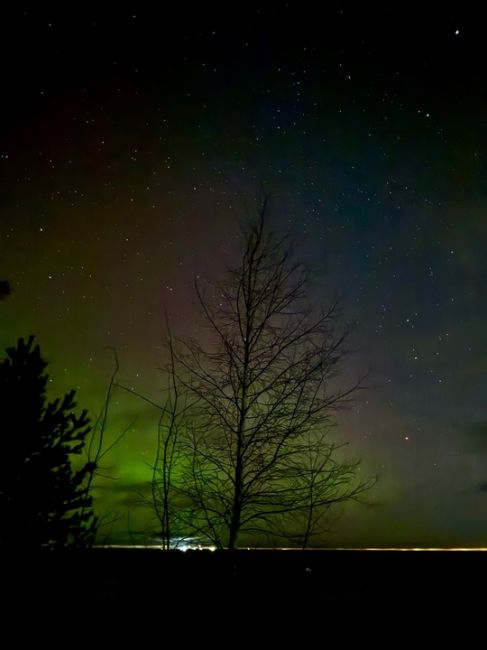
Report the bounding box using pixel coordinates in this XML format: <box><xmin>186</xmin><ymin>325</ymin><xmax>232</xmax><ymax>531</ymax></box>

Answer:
<box><xmin>2</xmin><ymin>547</ymin><xmax>484</xmax><ymax>623</ymax></box>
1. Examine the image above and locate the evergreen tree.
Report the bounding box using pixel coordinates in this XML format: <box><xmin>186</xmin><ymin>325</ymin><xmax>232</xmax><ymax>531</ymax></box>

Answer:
<box><xmin>0</xmin><ymin>336</ymin><xmax>97</xmax><ymax>547</ymax></box>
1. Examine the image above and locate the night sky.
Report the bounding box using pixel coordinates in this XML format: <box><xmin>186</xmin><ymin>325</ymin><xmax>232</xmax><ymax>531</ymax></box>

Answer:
<box><xmin>1</xmin><ymin>4</ymin><xmax>486</xmax><ymax>547</ymax></box>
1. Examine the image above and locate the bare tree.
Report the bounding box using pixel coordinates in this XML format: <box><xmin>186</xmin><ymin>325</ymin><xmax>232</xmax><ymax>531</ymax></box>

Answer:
<box><xmin>116</xmin><ymin>328</ymin><xmax>193</xmax><ymax>550</ymax></box>
<box><xmin>173</xmin><ymin>199</ymin><xmax>374</xmax><ymax>549</ymax></box>
<box><xmin>276</xmin><ymin>431</ymin><xmax>370</xmax><ymax>548</ymax></box>
<box><xmin>80</xmin><ymin>348</ymin><xmax>133</xmax><ymax>543</ymax></box>
<box><xmin>150</xmin><ymin>331</ymin><xmax>190</xmax><ymax>549</ymax></box>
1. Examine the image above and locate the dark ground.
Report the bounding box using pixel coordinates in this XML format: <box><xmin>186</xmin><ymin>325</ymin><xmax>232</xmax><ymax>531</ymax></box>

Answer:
<box><xmin>2</xmin><ymin>548</ymin><xmax>484</xmax><ymax>623</ymax></box>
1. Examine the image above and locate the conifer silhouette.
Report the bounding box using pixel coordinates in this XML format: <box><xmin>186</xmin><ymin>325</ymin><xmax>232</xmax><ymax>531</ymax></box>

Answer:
<box><xmin>0</xmin><ymin>336</ymin><xmax>97</xmax><ymax>547</ymax></box>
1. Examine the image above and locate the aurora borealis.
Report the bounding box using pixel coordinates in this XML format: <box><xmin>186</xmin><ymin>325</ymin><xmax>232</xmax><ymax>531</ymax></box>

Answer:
<box><xmin>1</xmin><ymin>5</ymin><xmax>486</xmax><ymax>547</ymax></box>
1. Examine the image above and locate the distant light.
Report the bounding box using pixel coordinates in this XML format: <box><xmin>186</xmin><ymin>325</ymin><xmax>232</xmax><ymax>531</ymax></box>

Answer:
<box><xmin>455</xmin><ymin>29</ymin><xmax>460</xmax><ymax>35</ymax></box>
<box><xmin>95</xmin><ymin>545</ymin><xmax>487</xmax><ymax>552</ymax></box>
<box><xmin>170</xmin><ymin>537</ymin><xmax>216</xmax><ymax>552</ymax></box>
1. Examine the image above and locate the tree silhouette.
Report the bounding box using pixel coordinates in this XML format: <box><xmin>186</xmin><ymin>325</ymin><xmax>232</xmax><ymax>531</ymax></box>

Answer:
<box><xmin>170</xmin><ymin>200</ymin><xmax>374</xmax><ymax>549</ymax></box>
<box><xmin>151</xmin><ymin>332</ymin><xmax>186</xmax><ymax>549</ymax></box>
<box><xmin>0</xmin><ymin>336</ymin><xmax>97</xmax><ymax>547</ymax></box>
<box><xmin>116</xmin><ymin>329</ymin><xmax>192</xmax><ymax>549</ymax></box>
